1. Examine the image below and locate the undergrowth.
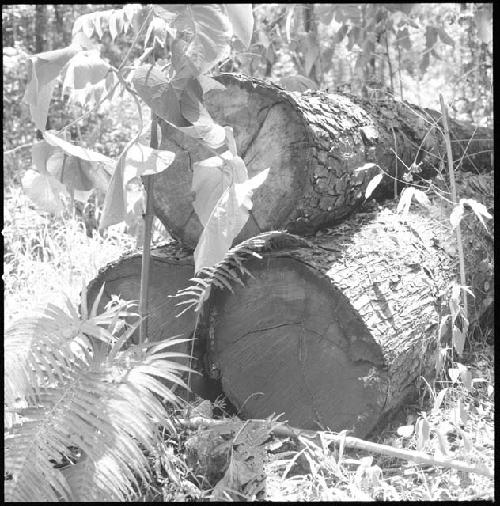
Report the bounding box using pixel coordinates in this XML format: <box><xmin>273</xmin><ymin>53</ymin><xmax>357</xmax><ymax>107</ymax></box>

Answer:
<box><xmin>4</xmin><ymin>183</ymin><xmax>494</xmax><ymax>501</ymax></box>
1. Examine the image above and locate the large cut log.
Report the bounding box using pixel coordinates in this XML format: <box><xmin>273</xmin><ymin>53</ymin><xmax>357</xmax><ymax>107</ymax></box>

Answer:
<box><xmin>187</xmin><ymin>196</ymin><xmax>492</xmax><ymax>437</ymax></box>
<box><xmin>86</xmin><ymin>243</ymin><xmax>194</xmax><ymax>346</ymax></box>
<box><xmin>85</xmin><ymin>243</ymin><xmax>224</xmax><ymax>399</ymax></box>
<box><xmin>152</xmin><ymin>73</ymin><xmax>493</xmax><ymax>247</ymax></box>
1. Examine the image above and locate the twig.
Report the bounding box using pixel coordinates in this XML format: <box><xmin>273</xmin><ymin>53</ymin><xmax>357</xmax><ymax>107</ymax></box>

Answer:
<box><xmin>439</xmin><ymin>95</ymin><xmax>468</xmax><ymax>323</ymax></box>
<box><xmin>4</xmin><ymin>142</ymin><xmax>33</xmax><ymax>156</ymax></box>
<box><xmin>178</xmin><ymin>417</ymin><xmax>493</xmax><ymax>478</ymax></box>
<box><xmin>390</xmin><ymin>127</ymin><xmax>398</xmax><ymax>198</ymax></box>
<box><xmin>139</xmin><ymin>114</ymin><xmax>157</xmax><ymax>344</ymax></box>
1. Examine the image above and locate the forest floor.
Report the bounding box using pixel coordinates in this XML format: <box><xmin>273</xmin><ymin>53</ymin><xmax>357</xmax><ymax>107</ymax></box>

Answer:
<box><xmin>4</xmin><ymin>184</ymin><xmax>494</xmax><ymax>501</ymax></box>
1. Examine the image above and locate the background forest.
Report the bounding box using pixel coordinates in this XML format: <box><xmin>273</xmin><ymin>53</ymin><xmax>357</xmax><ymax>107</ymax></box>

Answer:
<box><xmin>3</xmin><ymin>3</ymin><xmax>494</xmax><ymax>502</ymax></box>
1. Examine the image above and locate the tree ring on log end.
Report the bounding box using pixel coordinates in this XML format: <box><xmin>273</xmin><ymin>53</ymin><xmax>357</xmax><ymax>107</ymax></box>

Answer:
<box><xmin>203</xmin><ymin>254</ymin><xmax>389</xmax><ymax>436</ymax></box>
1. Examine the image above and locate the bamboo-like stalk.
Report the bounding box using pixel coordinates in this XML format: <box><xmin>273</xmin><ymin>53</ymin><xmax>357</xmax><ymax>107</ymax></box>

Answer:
<box><xmin>439</xmin><ymin>95</ymin><xmax>468</xmax><ymax>325</ymax></box>
<box><xmin>179</xmin><ymin>417</ymin><xmax>493</xmax><ymax>478</ymax></box>
<box><xmin>139</xmin><ymin>114</ymin><xmax>158</xmax><ymax>345</ymax></box>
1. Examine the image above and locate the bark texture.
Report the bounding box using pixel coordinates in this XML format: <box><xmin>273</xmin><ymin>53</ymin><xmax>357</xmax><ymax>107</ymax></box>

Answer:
<box><xmin>191</xmin><ymin>196</ymin><xmax>491</xmax><ymax>437</ymax></box>
<box><xmin>152</xmin><ymin>73</ymin><xmax>492</xmax><ymax>247</ymax></box>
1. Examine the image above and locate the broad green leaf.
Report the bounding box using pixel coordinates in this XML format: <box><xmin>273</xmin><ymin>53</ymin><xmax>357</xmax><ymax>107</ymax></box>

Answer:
<box><xmin>192</xmin><ymin>155</ymin><xmax>238</xmax><ymax>227</ymax></box>
<box><xmin>122</xmin><ymin>143</ymin><xmax>176</xmax><ymax>181</ymax></box>
<box><xmin>437</xmin><ymin>27</ymin><xmax>454</xmax><ymax>47</ymax></box>
<box><xmin>132</xmin><ymin>65</ymin><xmax>190</xmax><ymax>127</ymax></box>
<box><xmin>160</xmin><ymin>4</ymin><xmax>232</xmax><ymax>73</ymax></box>
<box><xmin>74</xmin><ymin>189</ymin><xmax>93</xmax><ymax>204</ymax></box>
<box><xmin>194</xmin><ymin>187</ymin><xmax>244</xmax><ymax>272</ymax></box>
<box><xmin>225</xmin><ymin>4</ymin><xmax>254</xmax><ymax>47</ymax></box>
<box><xmin>32</xmin><ymin>140</ymin><xmax>61</xmax><ymax>174</ymax></box>
<box><xmin>23</xmin><ymin>46</ymin><xmax>80</xmax><ymax>130</ymax></box>
<box><xmin>198</xmin><ymin>75</ymin><xmax>225</xmax><ymax>93</ymax></box>
<box><xmin>62</xmin><ymin>50</ymin><xmax>110</xmax><ymax>93</ymax></box>
<box><xmin>73</xmin><ymin>12</ymin><xmax>97</xmax><ymax>38</ymax></box>
<box><xmin>365</xmin><ymin>173</ymin><xmax>383</xmax><ymax>199</ymax></box>
<box><xmin>43</xmin><ymin>131</ymin><xmax>114</xmax><ymax>165</ymax></box>
<box><xmin>449</xmin><ymin>202</ymin><xmax>464</xmax><ymax>229</ymax></box>
<box><xmin>425</xmin><ymin>25</ymin><xmax>438</xmax><ymax>49</ymax></box>
<box><xmin>178</xmin><ymin>87</ymin><xmax>226</xmax><ymax>148</ymax></box>
<box><xmin>21</xmin><ymin>169</ymin><xmax>68</xmax><ymax>217</ymax></box>
<box><xmin>452</xmin><ymin>325</ymin><xmax>465</xmax><ymax>355</ymax></box>
<box><xmin>99</xmin><ymin>156</ymin><xmax>126</xmax><ymax>229</ymax></box>
<box><xmin>461</xmin><ymin>198</ymin><xmax>492</xmax><ymax>230</ymax></box>
<box><xmin>412</xmin><ymin>189</ymin><xmax>431</xmax><ymax>207</ymax></box>
<box><xmin>144</xmin><ymin>16</ymin><xmax>168</xmax><ymax>47</ymax></box>
<box><xmin>49</xmin><ymin>155</ymin><xmax>94</xmax><ymax>192</ymax></box>
<box><xmin>177</xmin><ymin>77</ymin><xmax>205</xmax><ymax>123</ymax></box>
<box><xmin>133</xmin><ymin>66</ymin><xmax>225</xmax><ymax>146</ymax></box>
<box><xmin>396</xmin><ymin>187</ymin><xmax>414</xmax><ymax>217</ymax></box>
<box><xmin>194</xmin><ymin>167</ymin><xmax>269</xmax><ymax>272</ymax></box>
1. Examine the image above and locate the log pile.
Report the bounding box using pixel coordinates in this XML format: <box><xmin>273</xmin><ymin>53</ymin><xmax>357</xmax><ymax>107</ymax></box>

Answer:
<box><xmin>86</xmin><ymin>74</ymin><xmax>493</xmax><ymax>436</ymax></box>
<box><xmin>152</xmin><ymin>73</ymin><xmax>492</xmax><ymax>246</ymax></box>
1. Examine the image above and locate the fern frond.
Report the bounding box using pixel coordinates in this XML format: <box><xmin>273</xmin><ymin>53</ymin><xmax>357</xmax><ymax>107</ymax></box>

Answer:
<box><xmin>172</xmin><ymin>231</ymin><xmax>310</xmax><ymax>314</ymax></box>
<box><xmin>5</xmin><ymin>312</ymin><xmax>90</xmax><ymax>405</ymax></box>
<box><xmin>5</xmin><ymin>298</ymin><xmax>194</xmax><ymax>501</ymax></box>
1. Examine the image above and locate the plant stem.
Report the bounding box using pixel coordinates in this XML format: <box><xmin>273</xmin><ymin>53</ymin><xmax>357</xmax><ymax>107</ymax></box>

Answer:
<box><xmin>139</xmin><ymin>114</ymin><xmax>158</xmax><ymax>345</ymax></box>
<box><xmin>439</xmin><ymin>95</ymin><xmax>468</xmax><ymax>323</ymax></box>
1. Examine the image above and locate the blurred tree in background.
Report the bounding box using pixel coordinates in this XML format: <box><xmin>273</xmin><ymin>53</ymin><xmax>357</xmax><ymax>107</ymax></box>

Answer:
<box><xmin>3</xmin><ymin>3</ymin><xmax>492</xmax><ymax>187</ymax></box>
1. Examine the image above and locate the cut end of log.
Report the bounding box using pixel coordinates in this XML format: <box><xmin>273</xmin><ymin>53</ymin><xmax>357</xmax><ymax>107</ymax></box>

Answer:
<box><xmin>204</xmin><ymin>255</ymin><xmax>389</xmax><ymax>436</ymax></box>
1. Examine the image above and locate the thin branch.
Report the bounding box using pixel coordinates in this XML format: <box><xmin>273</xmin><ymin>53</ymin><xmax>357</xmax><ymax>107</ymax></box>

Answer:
<box><xmin>178</xmin><ymin>417</ymin><xmax>493</xmax><ymax>478</ymax></box>
<box><xmin>4</xmin><ymin>143</ymin><xmax>33</xmax><ymax>156</ymax></box>
<box><xmin>439</xmin><ymin>95</ymin><xmax>468</xmax><ymax>322</ymax></box>
<box><xmin>139</xmin><ymin>114</ymin><xmax>158</xmax><ymax>345</ymax></box>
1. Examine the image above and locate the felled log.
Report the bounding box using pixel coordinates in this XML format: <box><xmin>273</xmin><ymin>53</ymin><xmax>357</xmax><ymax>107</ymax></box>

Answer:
<box><xmin>85</xmin><ymin>243</ymin><xmax>194</xmax><ymax>345</ymax></box>
<box><xmin>85</xmin><ymin>243</ymin><xmax>224</xmax><ymax>399</ymax></box>
<box><xmin>152</xmin><ymin>73</ymin><xmax>493</xmax><ymax>247</ymax></box>
<box><xmin>188</xmin><ymin>197</ymin><xmax>490</xmax><ymax>437</ymax></box>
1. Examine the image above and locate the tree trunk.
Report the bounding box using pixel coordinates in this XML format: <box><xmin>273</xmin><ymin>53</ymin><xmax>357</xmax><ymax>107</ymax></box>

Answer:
<box><xmin>35</xmin><ymin>5</ymin><xmax>47</xmax><ymax>53</ymax></box>
<box><xmin>153</xmin><ymin>73</ymin><xmax>493</xmax><ymax>248</ymax></box>
<box><xmin>187</xmin><ymin>196</ymin><xmax>492</xmax><ymax>437</ymax></box>
<box><xmin>54</xmin><ymin>5</ymin><xmax>71</xmax><ymax>46</ymax></box>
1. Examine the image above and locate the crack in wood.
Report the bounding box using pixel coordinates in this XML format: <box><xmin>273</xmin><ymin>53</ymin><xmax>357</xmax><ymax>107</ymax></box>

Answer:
<box><xmin>241</xmin><ymin>102</ymin><xmax>281</xmax><ymax>160</ymax></box>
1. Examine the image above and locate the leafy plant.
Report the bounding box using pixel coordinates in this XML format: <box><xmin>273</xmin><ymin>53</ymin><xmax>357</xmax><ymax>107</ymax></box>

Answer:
<box><xmin>5</xmin><ymin>291</ymin><xmax>193</xmax><ymax>501</ymax></box>
<box><xmin>19</xmin><ymin>4</ymin><xmax>265</xmax><ymax>275</ymax></box>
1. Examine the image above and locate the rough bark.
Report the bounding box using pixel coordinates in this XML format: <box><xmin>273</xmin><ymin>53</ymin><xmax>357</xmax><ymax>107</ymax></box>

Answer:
<box><xmin>152</xmin><ymin>73</ymin><xmax>492</xmax><ymax>247</ymax></box>
<box><xmin>191</xmin><ymin>196</ymin><xmax>492</xmax><ymax>437</ymax></box>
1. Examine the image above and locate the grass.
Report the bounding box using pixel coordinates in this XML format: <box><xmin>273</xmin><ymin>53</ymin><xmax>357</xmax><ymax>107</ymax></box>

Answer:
<box><xmin>4</xmin><ymin>187</ymin><xmax>494</xmax><ymax>501</ymax></box>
